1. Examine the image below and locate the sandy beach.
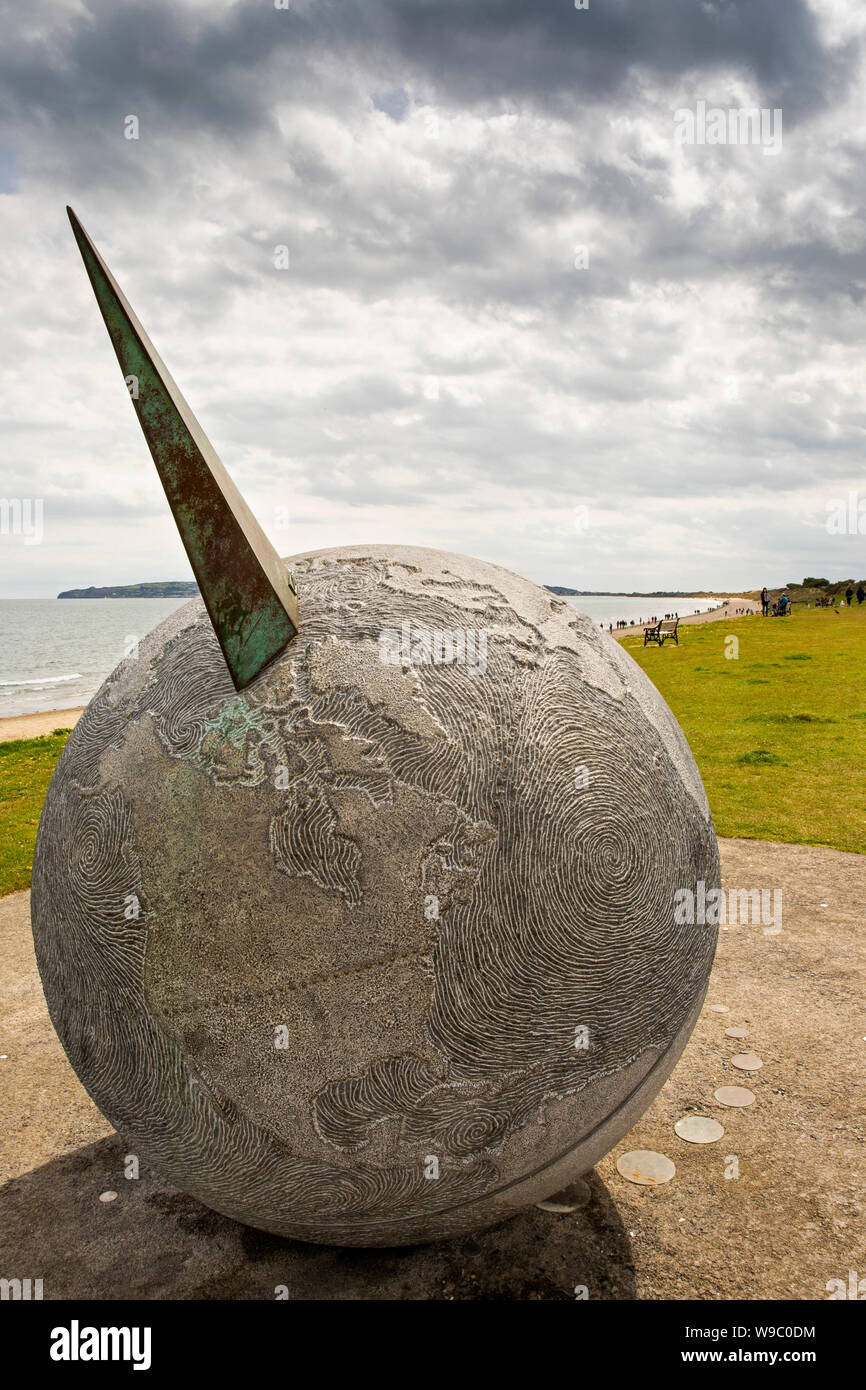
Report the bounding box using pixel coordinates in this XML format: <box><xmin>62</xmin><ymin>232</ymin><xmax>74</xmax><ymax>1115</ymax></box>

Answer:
<box><xmin>0</xmin><ymin>707</ymin><xmax>85</xmax><ymax>743</ymax></box>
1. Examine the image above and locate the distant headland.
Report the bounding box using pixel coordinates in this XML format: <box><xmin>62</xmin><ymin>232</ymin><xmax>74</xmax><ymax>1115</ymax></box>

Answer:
<box><xmin>62</xmin><ymin>580</ymin><xmax>710</xmax><ymax>601</ymax></box>
<box><xmin>545</xmin><ymin>586</ymin><xmax>723</xmax><ymax>598</ymax></box>
<box><xmin>57</xmin><ymin>582</ymin><xmax>199</xmax><ymax>599</ymax></box>
<box><xmin>58</xmin><ymin>581</ymin><xmax>720</xmax><ymax>601</ymax></box>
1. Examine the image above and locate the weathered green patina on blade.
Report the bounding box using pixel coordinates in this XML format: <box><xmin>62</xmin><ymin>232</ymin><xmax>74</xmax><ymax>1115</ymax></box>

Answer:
<box><xmin>66</xmin><ymin>206</ymin><xmax>298</xmax><ymax>690</ymax></box>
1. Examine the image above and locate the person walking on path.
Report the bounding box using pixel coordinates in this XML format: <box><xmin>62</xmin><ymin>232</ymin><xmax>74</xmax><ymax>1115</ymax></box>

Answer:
<box><xmin>846</xmin><ymin>584</ymin><xmax>854</xmax><ymax>606</ymax></box>
<box><xmin>761</xmin><ymin>585</ymin><xmax>770</xmax><ymax>616</ymax></box>
<box><xmin>857</xmin><ymin>584</ymin><xmax>865</xmax><ymax>606</ymax></box>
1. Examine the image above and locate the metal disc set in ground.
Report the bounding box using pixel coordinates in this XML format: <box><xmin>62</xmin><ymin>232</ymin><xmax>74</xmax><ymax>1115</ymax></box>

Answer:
<box><xmin>615</xmin><ymin>1003</ymin><xmax>762</xmax><ymax>1184</ymax></box>
<box><xmin>536</xmin><ymin>1179</ymin><xmax>592</xmax><ymax>1213</ymax></box>
<box><xmin>731</xmin><ymin>1053</ymin><xmax>763</xmax><ymax>1071</ymax></box>
<box><xmin>714</xmin><ymin>1086</ymin><xmax>756</xmax><ymax>1107</ymax></box>
<box><xmin>674</xmin><ymin>1115</ymin><xmax>725</xmax><ymax>1144</ymax></box>
<box><xmin>616</xmin><ymin>1150</ymin><xmax>676</xmax><ymax>1186</ymax></box>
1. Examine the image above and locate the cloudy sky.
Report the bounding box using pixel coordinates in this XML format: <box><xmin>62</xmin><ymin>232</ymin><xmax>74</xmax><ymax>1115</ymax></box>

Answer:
<box><xmin>1</xmin><ymin>0</ymin><xmax>864</xmax><ymax>597</ymax></box>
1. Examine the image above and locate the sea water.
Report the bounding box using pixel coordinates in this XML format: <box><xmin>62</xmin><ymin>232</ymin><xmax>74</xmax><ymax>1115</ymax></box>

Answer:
<box><xmin>0</xmin><ymin>598</ymin><xmax>190</xmax><ymax>717</ymax></box>
<box><xmin>563</xmin><ymin>594</ymin><xmax>722</xmax><ymax>630</ymax></box>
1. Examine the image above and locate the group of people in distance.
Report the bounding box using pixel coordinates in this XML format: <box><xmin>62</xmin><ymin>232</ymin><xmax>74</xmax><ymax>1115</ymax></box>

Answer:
<box><xmin>761</xmin><ymin>586</ymin><xmax>790</xmax><ymax>617</ymax></box>
<box><xmin>760</xmin><ymin>583</ymin><xmax>866</xmax><ymax>617</ymax></box>
<box><xmin>604</xmin><ymin>611</ymin><xmax>680</xmax><ymax>632</ymax></box>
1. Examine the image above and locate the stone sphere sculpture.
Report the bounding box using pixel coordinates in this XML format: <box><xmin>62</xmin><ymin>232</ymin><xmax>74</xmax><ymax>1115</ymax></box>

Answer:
<box><xmin>31</xmin><ymin>212</ymin><xmax>720</xmax><ymax>1246</ymax></box>
<box><xmin>33</xmin><ymin>543</ymin><xmax>719</xmax><ymax>1245</ymax></box>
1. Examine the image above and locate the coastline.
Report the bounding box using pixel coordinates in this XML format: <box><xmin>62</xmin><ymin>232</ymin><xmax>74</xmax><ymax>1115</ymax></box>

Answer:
<box><xmin>0</xmin><ymin>598</ymin><xmax>759</xmax><ymax>740</ymax></box>
<box><xmin>610</xmin><ymin>596</ymin><xmax>761</xmax><ymax>639</ymax></box>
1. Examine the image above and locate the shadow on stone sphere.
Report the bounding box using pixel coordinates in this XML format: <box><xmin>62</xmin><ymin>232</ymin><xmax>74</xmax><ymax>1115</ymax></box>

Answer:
<box><xmin>0</xmin><ymin>1136</ymin><xmax>636</xmax><ymax>1300</ymax></box>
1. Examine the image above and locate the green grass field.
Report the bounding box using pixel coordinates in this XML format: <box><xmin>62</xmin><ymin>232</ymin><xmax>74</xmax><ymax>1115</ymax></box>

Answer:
<box><xmin>622</xmin><ymin>604</ymin><xmax>866</xmax><ymax>854</ymax></box>
<box><xmin>0</xmin><ymin>605</ymin><xmax>863</xmax><ymax>897</ymax></box>
<box><xmin>0</xmin><ymin>730</ymin><xmax>71</xmax><ymax>896</ymax></box>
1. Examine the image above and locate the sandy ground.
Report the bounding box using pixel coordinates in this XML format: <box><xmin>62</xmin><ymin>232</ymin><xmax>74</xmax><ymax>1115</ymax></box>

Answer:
<box><xmin>611</xmin><ymin>598</ymin><xmax>762</xmax><ymax>639</ymax></box>
<box><xmin>0</xmin><ymin>707</ymin><xmax>84</xmax><ymax>744</ymax></box>
<box><xmin>0</xmin><ymin>836</ymin><xmax>862</xmax><ymax>1301</ymax></box>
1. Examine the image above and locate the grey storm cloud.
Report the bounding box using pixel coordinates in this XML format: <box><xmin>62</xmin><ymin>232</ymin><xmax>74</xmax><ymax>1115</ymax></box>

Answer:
<box><xmin>0</xmin><ymin>0</ymin><xmax>856</xmax><ymax>129</ymax></box>
<box><xmin>0</xmin><ymin>0</ymin><xmax>864</xmax><ymax>596</ymax></box>
<box><xmin>384</xmin><ymin>0</ymin><xmax>857</xmax><ymax>119</ymax></box>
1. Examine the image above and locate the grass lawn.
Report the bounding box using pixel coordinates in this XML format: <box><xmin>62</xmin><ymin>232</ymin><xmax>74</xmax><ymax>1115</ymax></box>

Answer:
<box><xmin>0</xmin><ymin>730</ymin><xmax>72</xmax><ymax>896</ymax></box>
<box><xmin>621</xmin><ymin>603</ymin><xmax>866</xmax><ymax>854</ymax></box>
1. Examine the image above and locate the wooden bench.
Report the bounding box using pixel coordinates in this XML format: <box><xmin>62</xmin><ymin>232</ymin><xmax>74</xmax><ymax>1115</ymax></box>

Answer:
<box><xmin>644</xmin><ymin>617</ymin><xmax>679</xmax><ymax>647</ymax></box>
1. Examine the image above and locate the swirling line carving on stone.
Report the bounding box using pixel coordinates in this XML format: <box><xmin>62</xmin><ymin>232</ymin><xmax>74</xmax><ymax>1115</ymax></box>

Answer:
<box><xmin>270</xmin><ymin>781</ymin><xmax>362</xmax><ymax>905</ymax></box>
<box><xmin>31</xmin><ymin>775</ymin><xmax>499</xmax><ymax>1236</ymax></box>
<box><xmin>32</xmin><ymin>545</ymin><xmax>720</xmax><ymax>1244</ymax></box>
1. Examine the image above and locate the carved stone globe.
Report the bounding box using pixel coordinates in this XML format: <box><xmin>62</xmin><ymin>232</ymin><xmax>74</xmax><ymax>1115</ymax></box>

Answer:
<box><xmin>32</xmin><ymin>543</ymin><xmax>720</xmax><ymax>1245</ymax></box>
<box><xmin>33</xmin><ymin>211</ymin><xmax>720</xmax><ymax>1245</ymax></box>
